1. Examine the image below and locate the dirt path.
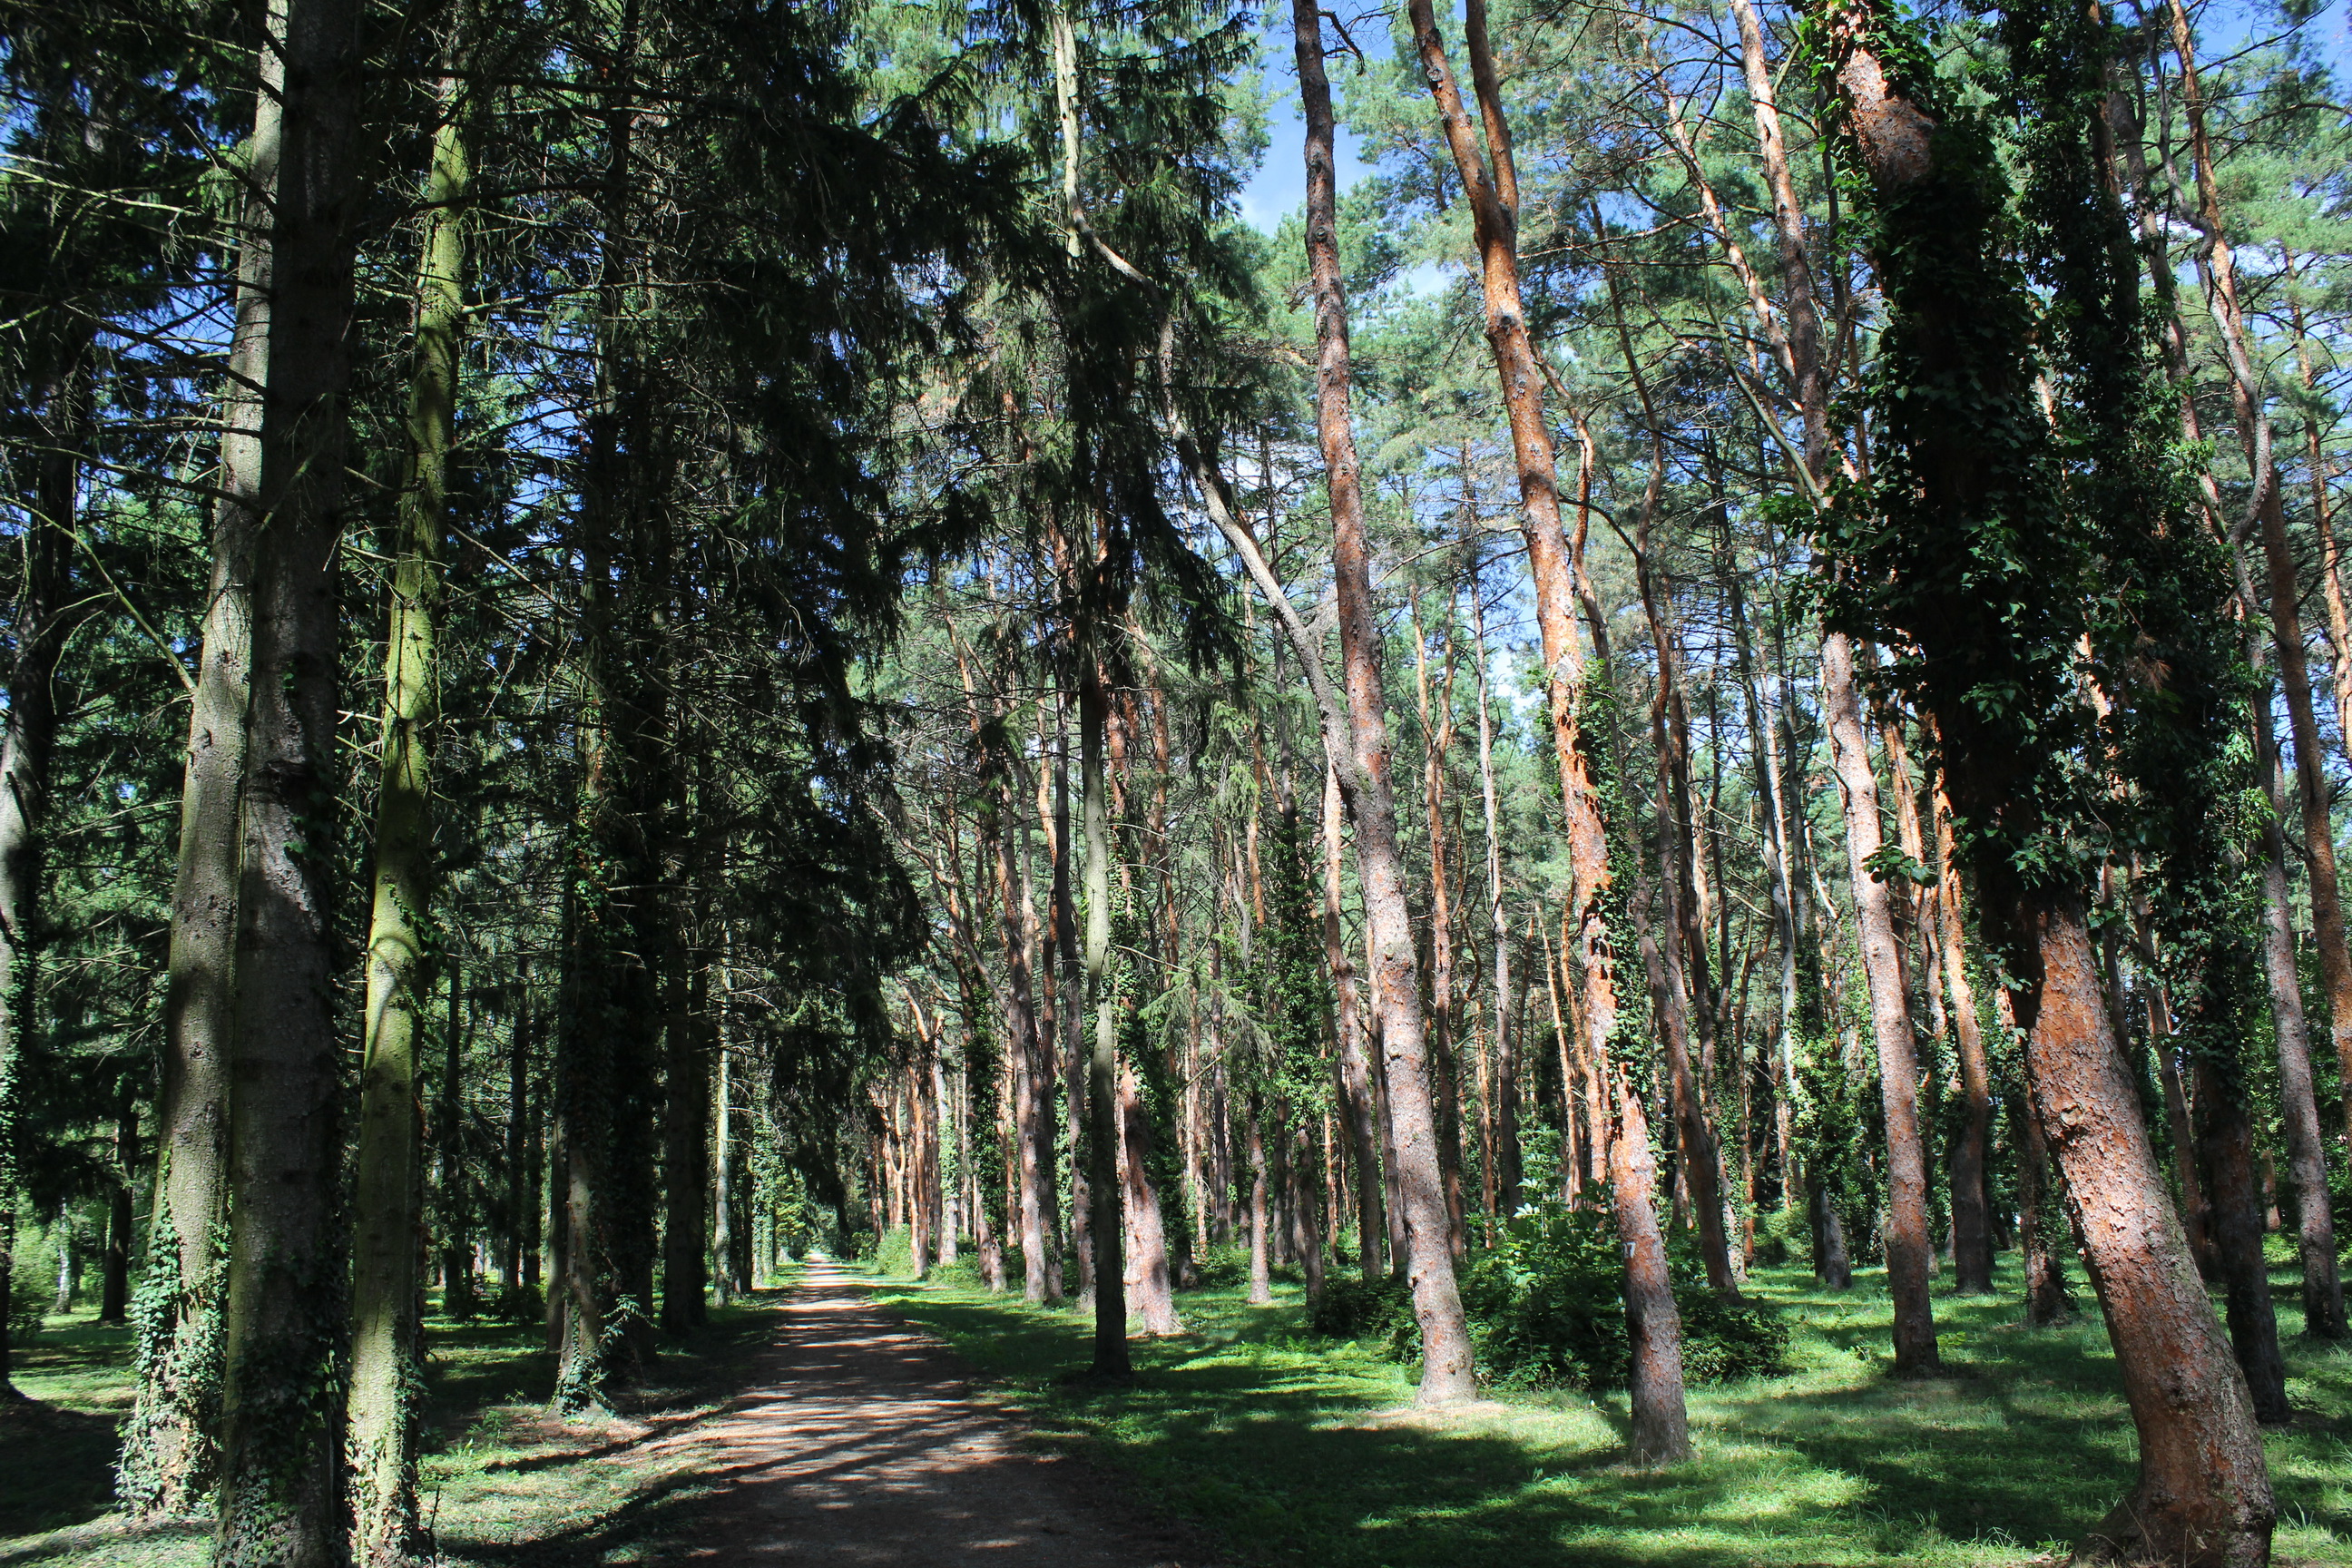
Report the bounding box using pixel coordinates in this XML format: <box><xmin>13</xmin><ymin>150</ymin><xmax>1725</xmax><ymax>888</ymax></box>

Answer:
<box><xmin>651</xmin><ymin>1261</ymin><xmax>1202</xmax><ymax>1567</ymax></box>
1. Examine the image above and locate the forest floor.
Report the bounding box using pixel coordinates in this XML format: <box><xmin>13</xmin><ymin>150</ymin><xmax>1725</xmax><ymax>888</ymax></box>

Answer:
<box><xmin>1</xmin><ymin>1249</ymin><xmax>2347</xmax><ymax>1567</ymax></box>
<box><xmin>872</xmin><ymin>1249</ymin><xmax>2352</xmax><ymax>1568</ymax></box>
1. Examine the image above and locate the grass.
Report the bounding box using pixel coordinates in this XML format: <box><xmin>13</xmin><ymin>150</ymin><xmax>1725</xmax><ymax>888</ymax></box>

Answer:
<box><xmin>870</xmin><ymin>1250</ymin><xmax>2352</xmax><ymax>1568</ymax></box>
<box><xmin>4</xmin><ymin>1248</ymin><xmax>2344</xmax><ymax>1568</ymax></box>
<box><xmin>0</xmin><ymin>1270</ymin><xmax>799</xmax><ymax>1568</ymax></box>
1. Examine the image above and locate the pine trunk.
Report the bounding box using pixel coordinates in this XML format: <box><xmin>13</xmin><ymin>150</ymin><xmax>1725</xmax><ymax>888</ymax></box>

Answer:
<box><xmin>1293</xmin><ymin>0</ymin><xmax>1472</xmax><ymax>1403</ymax></box>
<box><xmin>1080</xmin><ymin>661</ymin><xmax>1129</xmax><ymax>1377</ymax></box>
<box><xmin>132</xmin><ymin>6</ymin><xmax>272</xmax><ymax>1496</ymax></box>
<box><xmin>348</xmin><ymin>80</ymin><xmax>467</xmax><ymax>1562</ymax></box>
<box><xmin>215</xmin><ymin>0</ymin><xmax>364</xmax><ymax>1555</ymax></box>
<box><xmin>1820</xmin><ymin>633</ymin><xmax>1939</xmax><ymax>1374</ymax></box>
<box><xmin>1930</xmin><ymin>777</ymin><xmax>1996</xmax><ymax>1293</ymax></box>
<box><xmin>2252</xmin><ymin>496</ymin><xmax>2349</xmax><ymax>1338</ymax></box>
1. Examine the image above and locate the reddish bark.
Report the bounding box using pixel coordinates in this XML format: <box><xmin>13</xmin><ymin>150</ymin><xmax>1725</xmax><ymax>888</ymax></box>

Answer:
<box><xmin>1325</xmin><ymin>766</ymin><xmax>1387</xmax><ymax>1281</ymax></box>
<box><xmin>1931</xmin><ymin>779</ymin><xmax>1996</xmax><ymax>1293</ymax></box>
<box><xmin>1293</xmin><ymin>0</ymin><xmax>1472</xmax><ymax>1402</ymax></box>
<box><xmin>2010</xmin><ymin>891</ymin><xmax>2277</xmax><ymax>1564</ymax></box>
<box><xmin>2193</xmin><ymin>1057</ymin><xmax>2290</xmax><ymax>1424</ymax></box>
<box><xmin>1820</xmin><ymin>632</ymin><xmax>1938</xmax><ymax>1374</ymax></box>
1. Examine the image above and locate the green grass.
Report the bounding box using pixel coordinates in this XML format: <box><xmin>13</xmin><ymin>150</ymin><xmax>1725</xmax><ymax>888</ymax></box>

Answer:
<box><xmin>5</xmin><ymin>1251</ymin><xmax>2345</xmax><ymax>1568</ymax></box>
<box><xmin>871</xmin><ymin>1254</ymin><xmax>2352</xmax><ymax>1568</ymax></box>
<box><xmin>0</xmin><ymin>1271</ymin><xmax>799</xmax><ymax>1568</ymax></box>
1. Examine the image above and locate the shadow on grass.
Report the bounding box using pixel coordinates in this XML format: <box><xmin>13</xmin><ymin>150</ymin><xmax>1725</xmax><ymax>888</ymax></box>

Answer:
<box><xmin>0</xmin><ymin>1399</ymin><xmax>127</xmax><ymax>1542</ymax></box>
<box><xmin>879</xmin><ymin>1268</ymin><xmax>2352</xmax><ymax>1568</ymax></box>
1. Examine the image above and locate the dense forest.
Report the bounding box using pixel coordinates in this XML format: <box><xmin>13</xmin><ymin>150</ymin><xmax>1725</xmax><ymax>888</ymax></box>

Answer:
<box><xmin>0</xmin><ymin>0</ymin><xmax>2347</xmax><ymax>1560</ymax></box>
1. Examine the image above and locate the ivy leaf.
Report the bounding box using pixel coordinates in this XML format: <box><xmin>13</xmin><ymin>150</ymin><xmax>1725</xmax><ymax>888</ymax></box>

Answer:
<box><xmin>1863</xmin><ymin>841</ymin><xmax>1937</xmax><ymax>888</ymax></box>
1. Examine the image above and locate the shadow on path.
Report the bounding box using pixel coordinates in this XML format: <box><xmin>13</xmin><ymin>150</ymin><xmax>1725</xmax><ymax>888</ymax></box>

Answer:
<box><xmin>638</xmin><ymin>1263</ymin><xmax>1200</xmax><ymax>1566</ymax></box>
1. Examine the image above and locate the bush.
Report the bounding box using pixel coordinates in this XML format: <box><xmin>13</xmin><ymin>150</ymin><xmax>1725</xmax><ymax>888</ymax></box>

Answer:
<box><xmin>872</xmin><ymin>1224</ymin><xmax>913</xmax><ymax>1279</ymax></box>
<box><xmin>1192</xmin><ymin>1244</ymin><xmax>1248</xmax><ymax>1289</ymax></box>
<box><xmin>490</xmin><ymin>1282</ymin><xmax>545</xmax><ymax>1326</ymax></box>
<box><xmin>1315</xmin><ymin>1200</ymin><xmax>1791</xmax><ymax>1394</ymax></box>
<box><xmin>9</xmin><ymin>1220</ymin><xmax>57</xmax><ymax>1342</ymax></box>
<box><xmin>1310</xmin><ymin>1273</ymin><xmax>1413</xmax><ymax>1341</ymax></box>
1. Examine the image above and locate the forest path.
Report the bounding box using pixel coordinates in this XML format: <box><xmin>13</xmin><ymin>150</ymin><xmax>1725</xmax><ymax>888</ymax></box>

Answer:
<box><xmin>650</xmin><ymin>1260</ymin><xmax>1200</xmax><ymax>1567</ymax></box>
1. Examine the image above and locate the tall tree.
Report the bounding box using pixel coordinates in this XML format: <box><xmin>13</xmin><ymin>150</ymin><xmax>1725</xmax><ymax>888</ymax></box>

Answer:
<box><xmin>1812</xmin><ymin>0</ymin><xmax>2274</xmax><ymax>1555</ymax></box>
<box><xmin>213</xmin><ymin>0</ymin><xmax>368</xmax><ymax>1555</ymax></box>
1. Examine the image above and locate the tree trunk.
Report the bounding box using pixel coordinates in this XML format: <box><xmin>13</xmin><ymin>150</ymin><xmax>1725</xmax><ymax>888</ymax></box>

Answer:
<box><xmin>1289</xmin><ymin>1111</ymin><xmax>1326</xmax><ymax>1302</ymax></box>
<box><xmin>712</xmin><ymin>1005</ymin><xmax>733</xmax><ymax>1306</ymax></box>
<box><xmin>1930</xmin><ymin>775</ymin><xmax>1996</xmax><ymax>1293</ymax></box>
<box><xmin>2193</xmin><ymin>1055</ymin><xmax>2291</xmax><ymax>1423</ymax></box>
<box><xmin>214</xmin><ymin>0</ymin><xmax>364</xmax><ymax>1556</ymax></box>
<box><xmin>661</xmin><ymin>838</ymin><xmax>713</xmax><ymax>1328</ymax></box>
<box><xmin>2171</xmin><ymin>0</ymin><xmax>2352</xmax><ymax>1182</ymax></box>
<box><xmin>2011</xmin><ymin>1083</ymin><xmax>2073</xmax><ymax>1327</ymax></box>
<box><xmin>1291</xmin><ymin>0</ymin><xmax>1472</xmax><ymax>1404</ymax></box>
<box><xmin>2005</xmin><ymin>887</ymin><xmax>2277</xmax><ymax>1563</ymax></box>
<box><xmin>101</xmin><ymin>1083</ymin><xmax>135</xmax><ymax>1326</ymax></box>
<box><xmin>1119</xmin><ymin>1063</ymin><xmax>1181</xmax><ymax>1334</ymax></box>
<box><xmin>1052</xmin><ymin>710</ymin><xmax>1090</xmax><ymax>1299</ymax></box>
<box><xmin>1602</xmin><ymin>1050</ymin><xmax>1690</xmax><ymax>1464</ymax></box>
<box><xmin>2251</xmin><ymin>499</ymin><xmax>2349</xmax><ymax>1339</ymax></box>
<box><xmin>348</xmin><ymin>76</ymin><xmax>466</xmax><ymax>1562</ymax></box>
<box><xmin>1080</xmin><ymin>659</ymin><xmax>1130</xmax><ymax>1377</ymax></box>
<box><xmin>1820</xmin><ymin>633</ymin><xmax>1939</xmax><ymax>1374</ymax></box>
<box><xmin>1618</xmin><ymin>489</ymin><xmax>1738</xmax><ymax>1296</ymax></box>
<box><xmin>505</xmin><ymin>988</ymin><xmax>534</xmax><ymax>1288</ymax></box>
<box><xmin>439</xmin><ymin>963</ymin><xmax>474</xmax><ymax>1318</ymax></box>
<box><xmin>135</xmin><ymin>10</ymin><xmax>275</xmax><ymax>1482</ymax></box>
<box><xmin>1409</xmin><ymin>606</ymin><xmax>1469</xmax><ymax>1259</ymax></box>
<box><xmin>1246</xmin><ymin>1101</ymin><xmax>1273</xmax><ymax>1306</ymax></box>
<box><xmin>1321</xmin><ymin>767</ymin><xmax>1385</xmax><ymax>1281</ymax></box>
<box><xmin>996</xmin><ymin>786</ymin><xmax>1059</xmax><ymax>1303</ymax></box>
<box><xmin>0</xmin><ymin>351</ymin><xmax>81</xmax><ymax>1389</ymax></box>
<box><xmin>1468</xmin><ymin>582</ymin><xmax>1518</xmax><ymax>1220</ymax></box>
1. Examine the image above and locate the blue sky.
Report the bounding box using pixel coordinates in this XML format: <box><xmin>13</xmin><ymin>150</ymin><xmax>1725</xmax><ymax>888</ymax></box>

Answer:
<box><xmin>1229</xmin><ymin>0</ymin><xmax>2352</xmax><ymax>236</ymax></box>
<box><xmin>1234</xmin><ymin>11</ymin><xmax>1376</xmax><ymax>234</ymax></box>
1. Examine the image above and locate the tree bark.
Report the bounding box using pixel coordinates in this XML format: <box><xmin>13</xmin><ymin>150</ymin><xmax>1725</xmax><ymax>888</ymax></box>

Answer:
<box><xmin>132</xmin><ymin>0</ymin><xmax>274</xmax><ymax>1495</ymax></box>
<box><xmin>1291</xmin><ymin>0</ymin><xmax>1472</xmax><ymax>1404</ymax></box>
<box><xmin>348</xmin><ymin>86</ymin><xmax>466</xmax><ymax>1547</ymax></box>
<box><xmin>1080</xmin><ymin>659</ymin><xmax>1129</xmax><ymax>1377</ymax></box>
<box><xmin>2239</xmin><ymin>643</ymin><xmax>2333</xmax><ymax>1335</ymax></box>
<box><xmin>1820</xmin><ymin>633</ymin><xmax>1939</xmax><ymax>1374</ymax></box>
<box><xmin>2193</xmin><ymin>1054</ymin><xmax>2291</xmax><ymax>1423</ymax></box>
<box><xmin>214</xmin><ymin>0</ymin><xmax>365</xmax><ymax>1556</ymax></box>
<box><xmin>1930</xmin><ymin>775</ymin><xmax>1996</xmax><ymax>1294</ymax></box>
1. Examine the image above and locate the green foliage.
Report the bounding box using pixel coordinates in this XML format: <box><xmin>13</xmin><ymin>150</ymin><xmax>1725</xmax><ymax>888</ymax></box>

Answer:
<box><xmin>875</xmin><ymin>1224</ymin><xmax>916</xmax><ymax>1279</ymax></box>
<box><xmin>1803</xmin><ymin>0</ymin><xmax>2099</xmax><ymax>908</ymax></box>
<box><xmin>1314</xmin><ymin>1200</ymin><xmax>1791</xmax><ymax>1392</ymax></box>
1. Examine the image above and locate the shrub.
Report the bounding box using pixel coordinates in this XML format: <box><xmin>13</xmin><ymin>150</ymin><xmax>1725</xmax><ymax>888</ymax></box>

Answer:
<box><xmin>9</xmin><ymin>1220</ymin><xmax>57</xmax><ymax>1342</ymax></box>
<box><xmin>1192</xmin><ymin>1244</ymin><xmax>1248</xmax><ymax>1289</ymax></box>
<box><xmin>1309</xmin><ymin>1273</ymin><xmax>1413</xmax><ymax>1341</ymax></box>
<box><xmin>1314</xmin><ymin>1199</ymin><xmax>1791</xmax><ymax>1394</ymax></box>
<box><xmin>491</xmin><ymin>1282</ymin><xmax>545</xmax><ymax>1326</ymax></box>
<box><xmin>872</xmin><ymin>1224</ymin><xmax>914</xmax><ymax>1279</ymax></box>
